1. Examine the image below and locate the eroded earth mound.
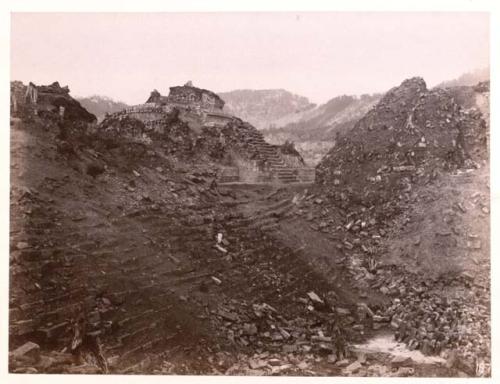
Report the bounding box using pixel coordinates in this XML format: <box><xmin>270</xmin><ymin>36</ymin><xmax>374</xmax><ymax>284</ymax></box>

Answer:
<box><xmin>9</xmin><ymin>78</ymin><xmax>490</xmax><ymax>377</ymax></box>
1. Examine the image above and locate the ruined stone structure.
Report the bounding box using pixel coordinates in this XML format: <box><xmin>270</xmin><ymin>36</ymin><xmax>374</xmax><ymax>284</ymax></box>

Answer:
<box><xmin>10</xmin><ymin>81</ymin><xmax>26</xmax><ymax>113</ymax></box>
<box><xmin>168</xmin><ymin>82</ymin><xmax>225</xmax><ymax>112</ymax></box>
<box><xmin>112</xmin><ymin>82</ymin><xmax>232</xmax><ymax>132</ymax></box>
<box><xmin>10</xmin><ymin>81</ymin><xmax>96</xmax><ymax>123</ymax></box>
<box><xmin>109</xmin><ymin>82</ymin><xmax>315</xmax><ymax>184</ymax></box>
<box><xmin>224</xmin><ymin>124</ymin><xmax>316</xmax><ymax>184</ymax></box>
<box><xmin>146</xmin><ymin>81</ymin><xmax>224</xmax><ymax>112</ymax></box>
<box><xmin>133</xmin><ymin>82</ymin><xmax>234</xmax><ymax>130</ymax></box>
<box><xmin>25</xmin><ymin>82</ymin><xmax>39</xmax><ymax>104</ymax></box>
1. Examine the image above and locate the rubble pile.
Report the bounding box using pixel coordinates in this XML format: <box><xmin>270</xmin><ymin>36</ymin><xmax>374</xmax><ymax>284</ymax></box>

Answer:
<box><xmin>98</xmin><ymin>113</ymin><xmax>279</xmax><ymax>168</ymax></box>
<box><xmin>316</xmin><ymin>77</ymin><xmax>487</xmax><ymax>208</ymax></box>
<box><xmin>197</xmin><ymin>119</ymin><xmax>269</xmax><ymax>162</ymax></box>
<box><xmin>99</xmin><ymin>115</ymin><xmax>151</xmax><ymax>145</ymax></box>
<box><xmin>295</xmin><ymin>78</ymin><xmax>490</xmax><ymax>375</ymax></box>
<box><xmin>11</xmin><ymin>81</ymin><xmax>96</xmax><ymax>123</ymax></box>
<box><xmin>9</xmin><ymin>342</ymin><xmax>105</xmax><ymax>374</ymax></box>
<box><xmin>310</xmin><ymin>78</ymin><xmax>488</xmax><ymax>274</ymax></box>
<box><xmin>98</xmin><ymin>110</ymin><xmax>198</xmax><ymax>158</ymax></box>
<box><xmin>381</xmin><ymin>167</ymin><xmax>490</xmax><ymax>372</ymax></box>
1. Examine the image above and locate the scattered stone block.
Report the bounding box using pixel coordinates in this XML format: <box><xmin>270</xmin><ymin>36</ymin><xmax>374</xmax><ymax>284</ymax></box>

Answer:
<box><xmin>336</xmin><ymin>359</ymin><xmax>350</xmax><ymax>367</ymax></box>
<box><xmin>268</xmin><ymin>358</ymin><xmax>282</xmax><ymax>366</ymax></box>
<box><xmin>345</xmin><ymin>361</ymin><xmax>362</xmax><ymax>374</ymax></box>
<box><xmin>307</xmin><ymin>291</ymin><xmax>324</xmax><ymax>304</ymax></box>
<box><xmin>10</xmin><ymin>342</ymin><xmax>40</xmax><ymax>361</ymax></box>
<box><xmin>390</xmin><ymin>355</ymin><xmax>413</xmax><ymax>368</ymax></box>
<box><xmin>211</xmin><ymin>276</ymin><xmax>222</xmax><ymax>285</ymax></box>
<box><xmin>16</xmin><ymin>241</ymin><xmax>29</xmax><ymax>250</ymax></box>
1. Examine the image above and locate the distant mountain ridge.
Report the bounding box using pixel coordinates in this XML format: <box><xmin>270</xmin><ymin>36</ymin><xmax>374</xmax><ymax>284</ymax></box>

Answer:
<box><xmin>263</xmin><ymin>94</ymin><xmax>382</xmax><ymax>141</ymax></box>
<box><xmin>76</xmin><ymin>95</ymin><xmax>130</xmax><ymax>122</ymax></box>
<box><xmin>262</xmin><ymin>93</ymin><xmax>382</xmax><ymax>165</ymax></box>
<box><xmin>219</xmin><ymin>89</ymin><xmax>316</xmax><ymax>130</ymax></box>
<box><xmin>260</xmin><ymin>68</ymin><xmax>490</xmax><ymax>166</ymax></box>
<box><xmin>74</xmin><ymin>68</ymin><xmax>489</xmax><ymax>166</ymax></box>
<box><xmin>436</xmin><ymin>67</ymin><xmax>489</xmax><ymax>88</ymax></box>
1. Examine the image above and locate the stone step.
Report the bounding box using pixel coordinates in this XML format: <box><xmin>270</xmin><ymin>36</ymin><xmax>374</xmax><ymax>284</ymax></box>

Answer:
<box><xmin>262</xmin><ymin>154</ymin><xmax>281</xmax><ymax>159</ymax></box>
<box><xmin>248</xmin><ymin>216</ymin><xmax>278</xmax><ymax>229</ymax></box>
<box><xmin>277</xmin><ymin>174</ymin><xmax>298</xmax><ymax>179</ymax></box>
<box><xmin>268</xmin><ymin>165</ymin><xmax>287</xmax><ymax>169</ymax></box>
<box><xmin>265</xmin><ymin>156</ymin><xmax>284</xmax><ymax>161</ymax></box>
<box><xmin>250</xmin><ymin>148</ymin><xmax>274</xmax><ymax>155</ymax></box>
<box><xmin>267</xmin><ymin>161</ymin><xmax>286</xmax><ymax>166</ymax></box>
<box><xmin>219</xmin><ymin>175</ymin><xmax>239</xmax><ymax>183</ymax></box>
<box><xmin>263</xmin><ymin>154</ymin><xmax>281</xmax><ymax>159</ymax></box>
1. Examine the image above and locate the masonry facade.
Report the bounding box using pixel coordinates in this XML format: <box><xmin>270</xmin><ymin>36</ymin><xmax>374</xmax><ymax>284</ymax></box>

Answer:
<box><xmin>107</xmin><ymin>81</ymin><xmax>315</xmax><ymax>184</ymax></box>
<box><xmin>146</xmin><ymin>81</ymin><xmax>224</xmax><ymax>112</ymax></box>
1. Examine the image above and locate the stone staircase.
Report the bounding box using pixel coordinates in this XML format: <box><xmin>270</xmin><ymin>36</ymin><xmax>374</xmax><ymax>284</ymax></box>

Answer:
<box><xmin>240</xmin><ymin>127</ymin><xmax>307</xmax><ymax>184</ymax></box>
<box><xmin>218</xmin><ymin>167</ymin><xmax>240</xmax><ymax>183</ymax></box>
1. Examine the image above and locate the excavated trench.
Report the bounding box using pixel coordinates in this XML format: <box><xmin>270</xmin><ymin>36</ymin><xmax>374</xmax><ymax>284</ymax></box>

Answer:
<box><xmin>9</xmin><ymin>107</ymin><xmax>489</xmax><ymax>377</ymax></box>
<box><xmin>9</xmin><ymin>121</ymin><xmax>370</xmax><ymax>375</ymax></box>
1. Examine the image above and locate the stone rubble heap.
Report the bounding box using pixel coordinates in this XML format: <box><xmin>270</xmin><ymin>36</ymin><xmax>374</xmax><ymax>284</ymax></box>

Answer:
<box><xmin>9</xmin><ymin>102</ymin><xmax>347</xmax><ymax>374</ymax></box>
<box><xmin>11</xmin><ymin>81</ymin><xmax>96</xmax><ymax>123</ymax></box>
<box><xmin>317</xmin><ymin>77</ymin><xmax>487</xmax><ymax>201</ymax></box>
<box><xmin>294</xmin><ymin>78</ymin><xmax>490</xmax><ymax>376</ymax></box>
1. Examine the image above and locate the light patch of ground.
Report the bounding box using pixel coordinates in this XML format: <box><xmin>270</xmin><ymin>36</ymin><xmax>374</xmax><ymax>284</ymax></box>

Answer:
<box><xmin>352</xmin><ymin>333</ymin><xmax>445</xmax><ymax>365</ymax></box>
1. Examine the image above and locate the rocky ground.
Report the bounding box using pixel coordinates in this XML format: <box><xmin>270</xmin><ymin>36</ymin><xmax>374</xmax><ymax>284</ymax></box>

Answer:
<box><xmin>8</xmin><ymin>78</ymin><xmax>490</xmax><ymax>377</ymax></box>
<box><xmin>9</xmin><ymin>114</ymin><xmax>355</xmax><ymax>375</ymax></box>
<box><xmin>297</xmin><ymin>77</ymin><xmax>491</xmax><ymax>376</ymax></box>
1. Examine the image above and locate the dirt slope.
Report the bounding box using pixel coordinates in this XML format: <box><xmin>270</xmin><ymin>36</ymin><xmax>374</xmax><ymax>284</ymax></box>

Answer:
<box><xmin>9</xmin><ymin>78</ymin><xmax>490</xmax><ymax>377</ymax></box>
<box><xmin>10</xmin><ymin>103</ymin><xmax>359</xmax><ymax>375</ymax></box>
<box><xmin>293</xmin><ymin>78</ymin><xmax>490</xmax><ymax>376</ymax></box>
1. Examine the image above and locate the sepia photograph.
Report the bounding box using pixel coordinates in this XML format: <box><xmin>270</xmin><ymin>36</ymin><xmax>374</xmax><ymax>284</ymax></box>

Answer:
<box><xmin>4</xmin><ymin>2</ymin><xmax>495</xmax><ymax>379</ymax></box>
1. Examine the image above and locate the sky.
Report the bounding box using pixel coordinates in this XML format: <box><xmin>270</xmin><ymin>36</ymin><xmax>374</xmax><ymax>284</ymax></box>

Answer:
<box><xmin>10</xmin><ymin>12</ymin><xmax>490</xmax><ymax>105</ymax></box>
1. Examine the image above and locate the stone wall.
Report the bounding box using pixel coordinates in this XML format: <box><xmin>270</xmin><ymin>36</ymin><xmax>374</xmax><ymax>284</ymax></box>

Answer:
<box><xmin>295</xmin><ymin>168</ymin><xmax>316</xmax><ymax>183</ymax></box>
<box><xmin>10</xmin><ymin>81</ymin><xmax>27</xmax><ymax>114</ymax></box>
<box><xmin>280</xmin><ymin>153</ymin><xmax>305</xmax><ymax>168</ymax></box>
<box><xmin>204</xmin><ymin>112</ymin><xmax>234</xmax><ymax>127</ymax></box>
<box><xmin>9</xmin><ymin>81</ymin><xmax>96</xmax><ymax>123</ymax></box>
<box><xmin>232</xmin><ymin>156</ymin><xmax>272</xmax><ymax>183</ymax></box>
<box><xmin>217</xmin><ymin>167</ymin><xmax>239</xmax><ymax>183</ymax></box>
<box><xmin>168</xmin><ymin>85</ymin><xmax>225</xmax><ymax>112</ymax></box>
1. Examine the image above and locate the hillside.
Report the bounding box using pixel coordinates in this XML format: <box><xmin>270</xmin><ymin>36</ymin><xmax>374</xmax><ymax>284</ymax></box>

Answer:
<box><xmin>263</xmin><ymin>94</ymin><xmax>381</xmax><ymax>165</ymax></box>
<box><xmin>436</xmin><ymin>67</ymin><xmax>489</xmax><ymax>88</ymax></box>
<box><xmin>294</xmin><ymin>77</ymin><xmax>489</xmax><ymax>375</ymax></box>
<box><xmin>76</xmin><ymin>95</ymin><xmax>130</xmax><ymax>122</ymax></box>
<box><xmin>261</xmin><ymin>68</ymin><xmax>489</xmax><ymax>166</ymax></box>
<box><xmin>9</xmin><ymin>78</ymin><xmax>490</xmax><ymax>377</ymax></box>
<box><xmin>220</xmin><ymin>89</ymin><xmax>316</xmax><ymax>130</ymax></box>
<box><xmin>9</xmin><ymin>82</ymin><xmax>362</xmax><ymax>375</ymax></box>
